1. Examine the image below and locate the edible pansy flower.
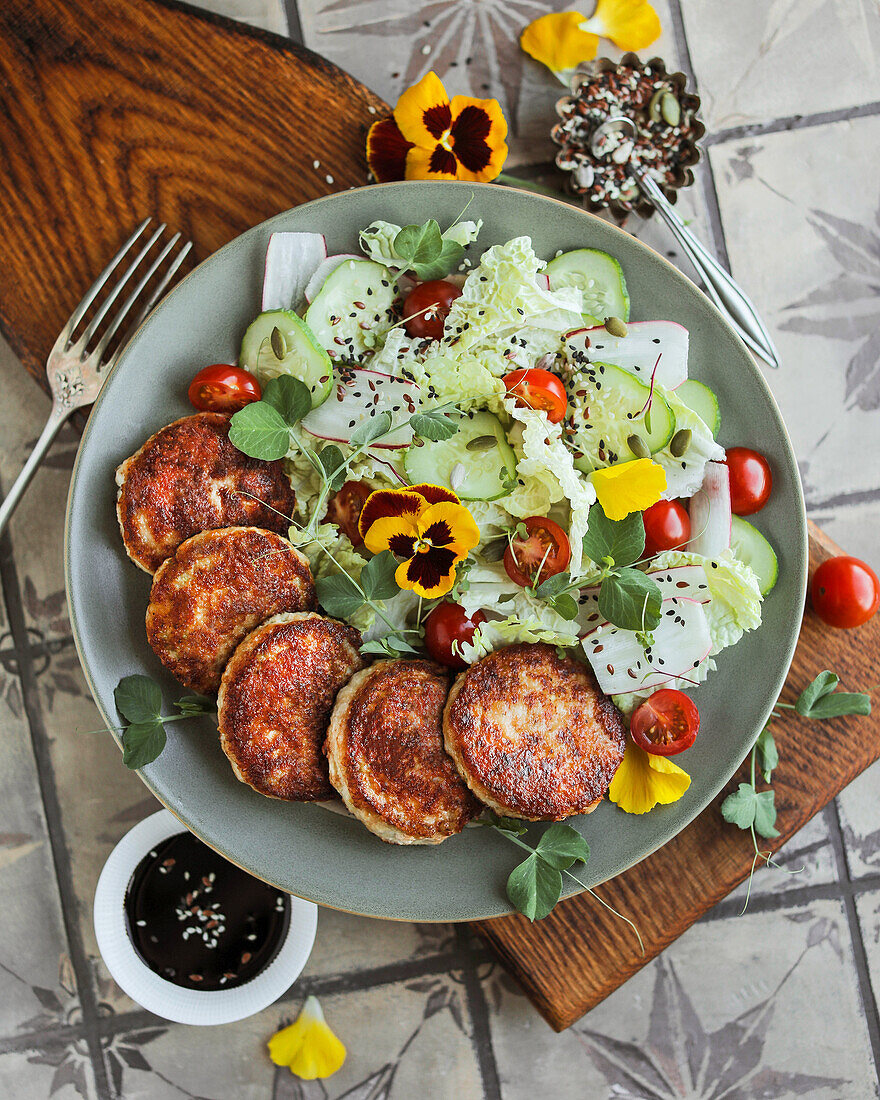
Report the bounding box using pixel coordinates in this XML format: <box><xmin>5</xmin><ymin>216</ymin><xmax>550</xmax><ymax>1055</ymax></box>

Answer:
<box><xmin>359</xmin><ymin>482</ymin><xmax>480</xmax><ymax>599</ymax></box>
<box><xmin>267</xmin><ymin>996</ymin><xmax>346</xmax><ymax>1080</ymax></box>
<box><xmin>590</xmin><ymin>458</ymin><xmax>666</xmax><ymax>521</ymax></box>
<box><xmin>521</xmin><ymin>1</ymin><xmax>661</xmax><ymax>80</ymax></box>
<box><xmin>608</xmin><ymin>737</ymin><xmax>691</xmax><ymax>814</ymax></box>
<box><xmin>366</xmin><ymin>71</ymin><xmax>508</xmax><ymax>183</ymax></box>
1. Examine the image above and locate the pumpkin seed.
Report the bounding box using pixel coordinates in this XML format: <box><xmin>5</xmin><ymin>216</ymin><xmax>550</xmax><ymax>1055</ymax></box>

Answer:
<box><xmin>465</xmin><ymin>435</ymin><xmax>498</xmax><ymax>453</ymax></box>
<box><xmin>648</xmin><ymin>88</ymin><xmax>666</xmax><ymax>123</ymax></box>
<box><xmin>270</xmin><ymin>326</ymin><xmax>286</xmax><ymax>360</ymax></box>
<box><xmin>661</xmin><ymin>92</ymin><xmax>681</xmax><ymax>127</ymax></box>
<box><xmin>627</xmin><ymin>433</ymin><xmax>651</xmax><ymax>459</ymax></box>
<box><xmin>450</xmin><ymin>462</ymin><xmax>466</xmax><ymax>490</ymax></box>
<box><xmin>604</xmin><ymin>316</ymin><xmax>628</xmax><ymax>338</ymax></box>
<box><xmin>670</xmin><ymin>428</ymin><xmax>692</xmax><ymax>457</ymax></box>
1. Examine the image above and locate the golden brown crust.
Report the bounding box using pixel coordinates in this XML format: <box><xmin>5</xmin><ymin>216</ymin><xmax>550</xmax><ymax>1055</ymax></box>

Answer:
<box><xmin>443</xmin><ymin>643</ymin><xmax>626</xmax><ymax>821</ymax></box>
<box><xmin>218</xmin><ymin>612</ymin><xmax>364</xmax><ymax>802</ymax></box>
<box><xmin>116</xmin><ymin>412</ymin><xmax>297</xmax><ymax>574</ymax></box>
<box><xmin>146</xmin><ymin>527</ymin><xmax>315</xmax><ymax>694</ymax></box>
<box><xmin>326</xmin><ymin>659</ymin><xmax>481</xmax><ymax>844</ymax></box>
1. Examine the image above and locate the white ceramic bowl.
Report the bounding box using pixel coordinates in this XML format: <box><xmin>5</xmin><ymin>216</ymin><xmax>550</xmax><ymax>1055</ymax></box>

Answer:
<box><xmin>94</xmin><ymin>810</ymin><xmax>317</xmax><ymax>1025</ymax></box>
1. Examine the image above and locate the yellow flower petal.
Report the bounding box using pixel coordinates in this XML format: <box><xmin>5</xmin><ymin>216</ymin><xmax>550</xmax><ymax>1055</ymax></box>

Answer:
<box><xmin>448</xmin><ymin>95</ymin><xmax>509</xmax><ymax>182</ymax></box>
<box><xmin>267</xmin><ymin>996</ymin><xmax>346</xmax><ymax>1080</ymax></box>
<box><xmin>520</xmin><ymin>12</ymin><xmax>599</xmax><ymax>73</ymax></box>
<box><xmin>581</xmin><ymin>0</ymin><xmax>662</xmax><ymax>51</ymax></box>
<box><xmin>417</xmin><ymin>501</ymin><xmax>481</xmax><ymax>562</ymax></box>
<box><xmin>590</xmin><ymin>459</ymin><xmax>666</xmax><ymax>521</ymax></box>
<box><xmin>395</xmin><ymin>556</ymin><xmax>457</xmax><ymax>599</ymax></box>
<box><xmin>608</xmin><ymin>739</ymin><xmax>691</xmax><ymax>814</ymax></box>
<box><xmin>405</xmin><ymin>144</ymin><xmax>459</xmax><ymax>182</ymax></box>
<box><xmin>362</xmin><ymin>512</ymin><xmax>422</xmax><ymax>556</ymax></box>
<box><xmin>394</xmin><ymin>71</ymin><xmax>452</xmax><ymax>149</ymax></box>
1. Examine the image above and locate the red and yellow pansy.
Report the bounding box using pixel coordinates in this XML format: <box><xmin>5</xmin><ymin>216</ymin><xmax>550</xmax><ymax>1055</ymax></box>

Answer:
<box><xmin>359</xmin><ymin>483</ymin><xmax>480</xmax><ymax>599</ymax></box>
<box><xmin>366</xmin><ymin>72</ymin><xmax>508</xmax><ymax>184</ymax></box>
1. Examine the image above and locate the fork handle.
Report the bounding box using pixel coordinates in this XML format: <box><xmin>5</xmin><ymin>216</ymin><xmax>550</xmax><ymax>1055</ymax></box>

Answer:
<box><xmin>629</xmin><ymin>166</ymin><xmax>781</xmax><ymax>369</ymax></box>
<box><xmin>0</xmin><ymin>403</ymin><xmax>69</xmax><ymax>539</ymax></box>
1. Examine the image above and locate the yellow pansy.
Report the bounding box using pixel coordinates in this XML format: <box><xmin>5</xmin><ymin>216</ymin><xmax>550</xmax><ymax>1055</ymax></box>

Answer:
<box><xmin>267</xmin><ymin>996</ymin><xmax>346</xmax><ymax>1080</ymax></box>
<box><xmin>609</xmin><ymin>738</ymin><xmax>691</xmax><ymax>814</ymax></box>
<box><xmin>590</xmin><ymin>458</ymin><xmax>666</xmax><ymax>521</ymax></box>
<box><xmin>581</xmin><ymin>0</ymin><xmax>662</xmax><ymax>51</ymax></box>
<box><xmin>520</xmin><ymin>1</ymin><xmax>661</xmax><ymax>78</ymax></box>
<box><xmin>520</xmin><ymin>12</ymin><xmax>599</xmax><ymax>73</ymax></box>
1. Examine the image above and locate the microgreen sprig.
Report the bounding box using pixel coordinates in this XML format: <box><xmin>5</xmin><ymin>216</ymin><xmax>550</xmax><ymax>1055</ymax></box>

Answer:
<box><xmin>113</xmin><ymin>675</ymin><xmax>215</xmax><ymax>769</ymax></box>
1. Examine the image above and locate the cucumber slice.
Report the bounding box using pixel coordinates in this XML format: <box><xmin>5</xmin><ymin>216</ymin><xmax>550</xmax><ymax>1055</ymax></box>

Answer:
<box><xmin>569</xmin><ymin>361</ymin><xmax>675</xmax><ymax>473</ymax></box>
<box><xmin>305</xmin><ymin>258</ymin><xmax>398</xmax><ymax>363</ymax></box>
<box><xmin>730</xmin><ymin>515</ymin><xmax>778</xmax><ymax>595</ymax></box>
<box><xmin>240</xmin><ymin>309</ymin><xmax>333</xmax><ymax>408</ymax></box>
<box><xmin>403</xmin><ymin>411</ymin><xmax>517</xmax><ymax>502</ymax></box>
<box><xmin>677</xmin><ymin>379</ymin><xmax>720</xmax><ymax>436</ymax></box>
<box><xmin>545</xmin><ymin>249</ymin><xmax>630</xmax><ymax>324</ymax></box>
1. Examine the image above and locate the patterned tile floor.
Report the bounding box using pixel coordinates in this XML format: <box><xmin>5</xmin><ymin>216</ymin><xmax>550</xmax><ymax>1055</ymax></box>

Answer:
<box><xmin>1</xmin><ymin>0</ymin><xmax>879</xmax><ymax>1096</ymax></box>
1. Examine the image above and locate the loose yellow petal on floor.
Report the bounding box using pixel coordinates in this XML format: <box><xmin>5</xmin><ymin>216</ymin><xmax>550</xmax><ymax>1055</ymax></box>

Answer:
<box><xmin>590</xmin><ymin>458</ymin><xmax>667</xmax><ymax>521</ymax></box>
<box><xmin>580</xmin><ymin>0</ymin><xmax>662</xmax><ymax>51</ymax></box>
<box><xmin>268</xmin><ymin>996</ymin><xmax>346</xmax><ymax>1080</ymax></box>
<box><xmin>520</xmin><ymin>12</ymin><xmax>599</xmax><ymax>73</ymax></box>
<box><xmin>609</xmin><ymin>739</ymin><xmax>691</xmax><ymax>814</ymax></box>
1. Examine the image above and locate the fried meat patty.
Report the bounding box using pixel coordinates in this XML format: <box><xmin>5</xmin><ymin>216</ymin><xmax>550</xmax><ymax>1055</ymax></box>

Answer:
<box><xmin>326</xmin><ymin>659</ymin><xmax>481</xmax><ymax>844</ymax></box>
<box><xmin>146</xmin><ymin>527</ymin><xmax>315</xmax><ymax>694</ymax></box>
<box><xmin>116</xmin><ymin>412</ymin><xmax>297</xmax><ymax>573</ymax></box>
<box><xmin>218</xmin><ymin>613</ymin><xmax>364</xmax><ymax>801</ymax></box>
<box><xmin>443</xmin><ymin>643</ymin><xmax>626</xmax><ymax>821</ymax></box>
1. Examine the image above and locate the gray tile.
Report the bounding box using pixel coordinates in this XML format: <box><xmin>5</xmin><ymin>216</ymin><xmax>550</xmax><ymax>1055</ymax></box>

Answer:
<box><xmin>0</xmin><ymin>1036</ymin><xmax>97</xmax><ymax>1100</ymax></box>
<box><xmin>486</xmin><ymin>897</ymin><xmax>878</xmax><ymax>1098</ymax></box>
<box><xmin>681</xmin><ymin>0</ymin><xmax>880</xmax><ymax>133</ymax></box>
<box><xmin>855</xmin><ymin>889</ymin><xmax>880</xmax><ymax>1014</ymax></box>
<box><xmin>837</xmin><ymin>758</ymin><xmax>880</xmax><ymax>880</ymax></box>
<box><xmin>303</xmin><ymin>907</ymin><xmax>456</xmax><ymax>979</ymax></box>
<box><xmin>0</xmin><ymin>651</ymin><xmax>81</xmax><ymax>1037</ymax></box>
<box><xmin>189</xmin><ymin>0</ymin><xmax>288</xmax><ymax>35</ymax></box>
<box><xmin>709</xmin><ymin>116</ymin><xmax>880</xmax><ymax>546</ymax></box>
<box><xmin>103</xmin><ymin>972</ymin><xmax>481</xmax><ymax>1099</ymax></box>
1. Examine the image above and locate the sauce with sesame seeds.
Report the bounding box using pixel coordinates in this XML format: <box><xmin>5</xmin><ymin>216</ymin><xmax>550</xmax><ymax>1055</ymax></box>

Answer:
<box><xmin>124</xmin><ymin>832</ymin><xmax>290</xmax><ymax>991</ymax></box>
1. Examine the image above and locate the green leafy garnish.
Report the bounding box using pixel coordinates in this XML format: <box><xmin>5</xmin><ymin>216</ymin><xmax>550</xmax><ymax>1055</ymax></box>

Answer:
<box><xmin>581</xmin><ymin>506</ymin><xmax>646</xmax><ymax>568</ymax></box>
<box><xmin>114</xmin><ymin>675</ymin><xmax>216</xmax><ymax>769</ymax></box>
<box><xmin>316</xmin><ymin>444</ymin><xmax>347</xmax><ymax>492</ymax></box>
<box><xmin>315</xmin><ymin>550</ymin><xmax>400</xmax><ymax>621</ymax></box>
<box><xmin>721</xmin><ymin>782</ymin><xmax>779</xmax><ymax>839</ymax></box>
<box><xmin>794</xmin><ymin>669</ymin><xmax>871</xmax><ymax>719</ymax></box>
<box><xmin>393</xmin><ymin>219</ymin><xmax>464</xmax><ymax>280</ymax></box>
<box><xmin>598</xmin><ymin>567</ymin><xmax>662</xmax><ymax>632</ymax></box>
<box><xmin>410</xmin><ymin>408</ymin><xmax>459</xmax><ymax>442</ymax></box>
<box><xmin>350</xmin><ymin>411</ymin><xmax>393</xmax><ymax>448</ymax></box>
<box><xmin>262</xmin><ymin>375</ymin><xmax>312</xmax><ymax>424</ymax></box>
<box><xmin>228</xmin><ymin>375</ymin><xmax>311</xmax><ymax>460</ymax></box>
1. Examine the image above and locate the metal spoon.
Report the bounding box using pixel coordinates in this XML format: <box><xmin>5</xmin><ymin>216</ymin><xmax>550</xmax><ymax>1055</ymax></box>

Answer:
<box><xmin>590</xmin><ymin>116</ymin><xmax>780</xmax><ymax>369</ymax></box>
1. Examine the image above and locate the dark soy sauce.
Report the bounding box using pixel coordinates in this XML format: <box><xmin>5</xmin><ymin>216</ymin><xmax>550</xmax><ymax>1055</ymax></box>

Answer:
<box><xmin>124</xmin><ymin>832</ymin><xmax>290</xmax><ymax>991</ymax></box>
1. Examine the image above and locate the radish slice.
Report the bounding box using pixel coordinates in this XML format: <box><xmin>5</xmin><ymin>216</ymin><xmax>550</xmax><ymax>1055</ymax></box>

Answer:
<box><xmin>563</xmin><ymin>321</ymin><xmax>689</xmax><ymax>389</ymax></box>
<box><xmin>262</xmin><ymin>233</ymin><xmax>327</xmax><ymax>312</ymax></box>
<box><xmin>304</xmin><ymin>253</ymin><xmax>363</xmax><ymax>304</ymax></box>
<box><xmin>577</xmin><ymin>566</ymin><xmax>710</xmax><ymax>634</ymax></box>
<box><xmin>688</xmin><ymin>461</ymin><xmax>732</xmax><ymax>557</ymax></box>
<box><xmin>301</xmin><ymin>367</ymin><xmax>420</xmax><ymax>450</ymax></box>
<box><xmin>537</xmin><ymin>272</ymin><xmax>551</xmax><ymax>291</ymax></box>
<box><xmin>581</xmin><ymin>596</ymin><xmax>712</xmax><ymax>696</ymax></box>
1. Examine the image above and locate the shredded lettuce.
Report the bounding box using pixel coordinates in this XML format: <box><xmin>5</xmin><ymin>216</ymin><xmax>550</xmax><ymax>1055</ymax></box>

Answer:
<box><xmin>287</xmin><ymin>522</ymin><xmax>375</xmax><ymax>632</ymax></box>
<box><xmin>359</xmin><ymin>219</ymin><xmax>482</xmax><ymax>268</ymax></box>
<box><xmin>284</xmin><ymin>433</ymin><xmax>403</xmax><ymax>520</ymax></box>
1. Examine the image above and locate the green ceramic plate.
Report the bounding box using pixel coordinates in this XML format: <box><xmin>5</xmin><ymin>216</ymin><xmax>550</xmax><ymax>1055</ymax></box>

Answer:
<box><xmin>65</xmin><ymin>181</ymin><xmax>807</xmax><ymax>921</ymax></box>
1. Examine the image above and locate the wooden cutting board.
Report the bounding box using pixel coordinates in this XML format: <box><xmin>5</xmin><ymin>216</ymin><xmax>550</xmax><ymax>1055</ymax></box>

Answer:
<box><xmin>2</xmin><ymin>0</ymin><xmax>875</xmax><ymax>1035</ymax></box>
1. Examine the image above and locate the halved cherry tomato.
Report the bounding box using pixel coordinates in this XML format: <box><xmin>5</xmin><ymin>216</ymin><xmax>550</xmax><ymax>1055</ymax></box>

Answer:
<box><xmin>324</xmin><ymin>480</ymin><xmax>372</xmax><ymax>547</ymax></box>
<box><xmin>630</xmin><ymin>689</ymin><xmax>700</xmax><ymax>756</ymax></box>
<box><xmin>503</xmin><ymin>516</ymin><xmax>571</xmax><ymax>588</ymax></box>
<box><xmin>643</xmin><ymin>500</ymin><xmax>691</xmax><ymax>558</ymax></box>
<box><xmin>811</xmin><ymin>555</ymin><xmax>880</xmax><ymax>629</ymax></box>
<box><xmin>188</xmin><ymin>364</ymin><xmax>261</xmax><ymax>412</ymax></box>
<box><xmin>403</xmin><ymin>280</ymin><xmax>462</xmax><ymax>340</ymax></box>
<box><xmin>503</xmin><ymin>368</ymin><xmax>568</xmax><ymax>423</ymax></box>
<box><xmin>725</xmin><ymin>447</ymin><xmax>772</xmax><ymax>515</ymax></box>
<box><xmin>424</xmin><ymin>602</ymin><xmax>486</xmax><ymax>668</ymax></box>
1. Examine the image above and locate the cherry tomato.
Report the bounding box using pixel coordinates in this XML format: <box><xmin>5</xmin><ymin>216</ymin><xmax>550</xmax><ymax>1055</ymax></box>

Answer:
<box><xmin>503</xmin><ymin>517</ymin><xmax>572</xmax><ymax>588</ymax></box>
<box><xmin>324</xmin><ymin>480</ymin><xmax>372</xmax><ymax>547</ymax></box>
<box><xmin>424</xmin><ymin>602</ymin><xmax>487</xmax><ymax>668</ymax></box>
<box><xmin>403</xmin><ymin>280</ymin><xmax>462</xmax><ymax>340</ymax></box>
<box><xmin>502</xmin><ymin>368</ymin><xmax>568</xmax><ymax>423</ymax></box>
<box><xmin>643</xmin><ymin>500</ymin><xmax>691</xmax><ymax>558</ymax></box>
<box><xmin>188</xmin><ymin>364</ymin><xmax>261</xmax><ymax>412</ymax></box>
<box><xmin>811</xmin><ymin>555</ymin><xmax>880</xmax><ymax>629</ymax></box>
<box><xmin>725</xmin><ymin>447</ymin><xmax>772</xmax><ymax>515</ymax></box>
<box><xmin>630</xmin><ymin>689</ymin><xmax>700</xmax><ymax>756</ymax></box>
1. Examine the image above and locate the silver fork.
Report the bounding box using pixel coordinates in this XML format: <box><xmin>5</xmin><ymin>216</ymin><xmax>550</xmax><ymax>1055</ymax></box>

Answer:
<box><xmin>0</xmin><ymin>220</ymin><xmax>192</xmax><ymax>537</ymax></box>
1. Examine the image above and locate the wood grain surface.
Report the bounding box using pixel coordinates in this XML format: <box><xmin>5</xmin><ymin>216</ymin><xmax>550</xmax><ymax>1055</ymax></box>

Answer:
<box><xmin>0</xmin><ymin>0</ymin><xmax>386</xmax><ymax>389</ymax></box>
<box><xmin>1</xmin><ymin>0</ymin><xmax>874</xmax><ymax>1037</ymax></box>
<box><xmin>475</xmin><ymin>521</ymin><xmax>879</xmax><ymax>1030</ymax></box>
